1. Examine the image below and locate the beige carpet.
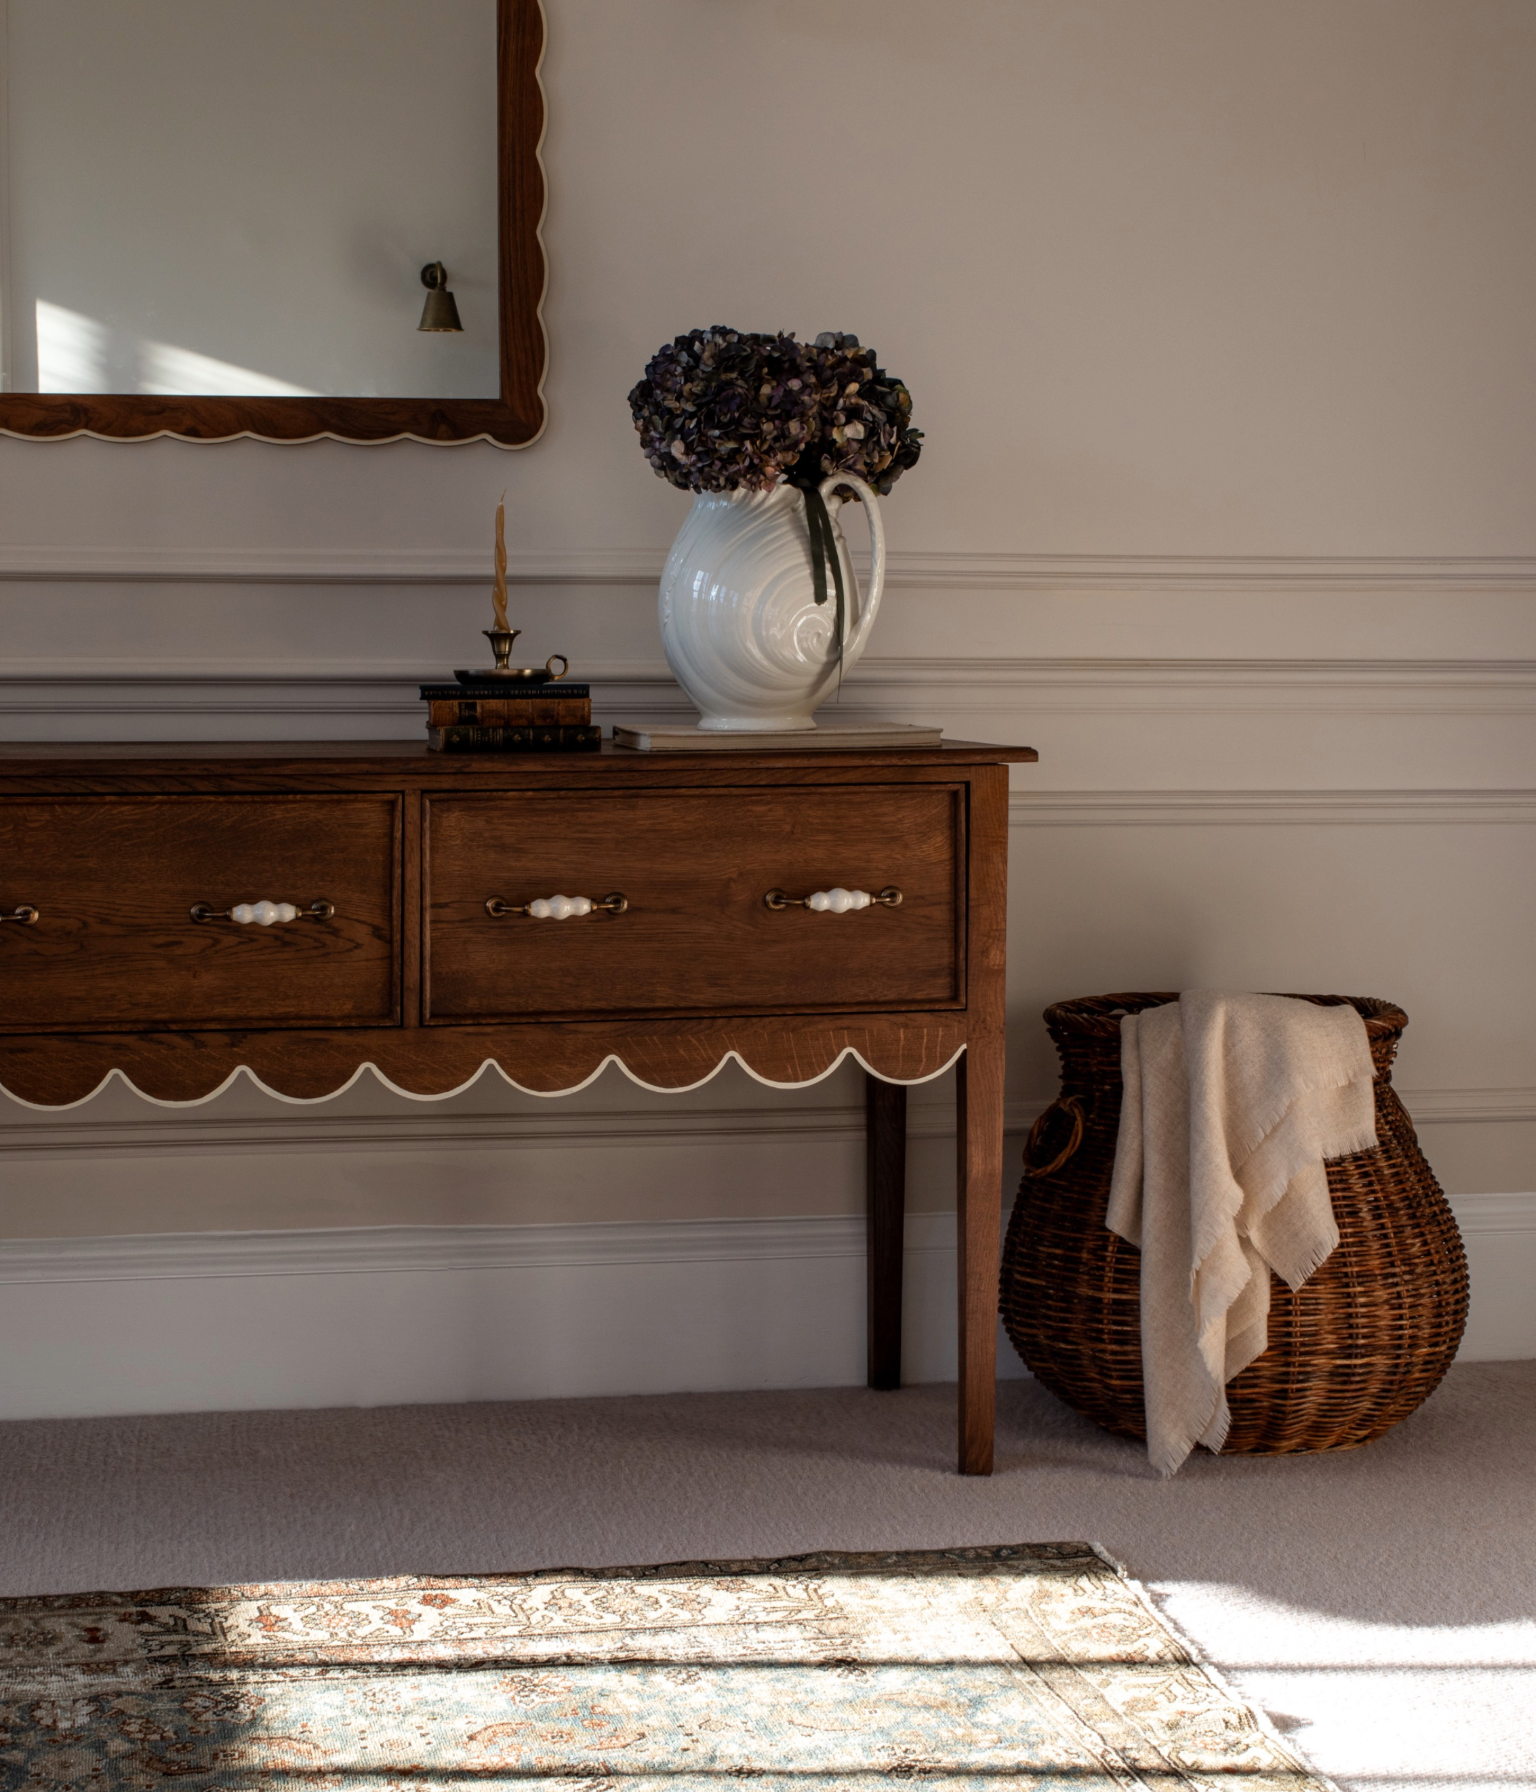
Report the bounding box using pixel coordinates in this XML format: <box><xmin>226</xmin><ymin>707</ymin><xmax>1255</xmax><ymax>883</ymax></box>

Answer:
<box><xmin>2</xmin><ymin>1362</ymin><xmax>1533</xmax><ymax>1792</ymax></box>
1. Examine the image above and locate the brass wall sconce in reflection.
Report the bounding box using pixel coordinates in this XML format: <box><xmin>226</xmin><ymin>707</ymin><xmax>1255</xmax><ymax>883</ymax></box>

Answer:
<box><xmin>418</xmin><ymin>262</ymin><xmax>463</xmax><ymax>332</ymax></box>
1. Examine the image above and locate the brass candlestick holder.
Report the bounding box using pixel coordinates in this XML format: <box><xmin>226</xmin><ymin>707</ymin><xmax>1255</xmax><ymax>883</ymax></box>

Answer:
<box><xmin>455</xmin><ymin>628</ymin><xmax>569</xmax><ymax>685</ymax></box>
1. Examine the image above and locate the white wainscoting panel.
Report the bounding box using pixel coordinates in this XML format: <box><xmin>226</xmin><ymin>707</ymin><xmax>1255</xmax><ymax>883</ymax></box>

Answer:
<box><xmin>0</xmin><ymin>660</ymin><xmax>1531</xmax><ymax>744</ymax></box>
<box><xmin>0</xmin><ymin>1196</ymin><xmax>1527</xmax><ymax>1422</ymax></box>
<box><xmin>1450</xmin><ymin>1194</ymin><xmax>1536</xmax><ymax>1364</ymax></box>
<box><xmin>0</xmin><ymin>1213</ymin><xmax>1024</xmax><ymax>1422</ymax></box>
<box><xmin>0</xmin><ymin>552</ymin><xmax>1529</xmax><ymax>1417</ymax></box>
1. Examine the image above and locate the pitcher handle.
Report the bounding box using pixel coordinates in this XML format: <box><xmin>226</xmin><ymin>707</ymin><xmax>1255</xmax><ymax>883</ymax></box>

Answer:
<box><xmin>819</xmin><ymin>472</ymin><xmax>886</xmax><ymax>663</ymax></box>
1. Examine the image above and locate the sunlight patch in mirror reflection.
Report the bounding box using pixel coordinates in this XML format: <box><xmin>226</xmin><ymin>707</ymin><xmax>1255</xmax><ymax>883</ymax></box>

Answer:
<box><xmin>35</xmin><ymin>302</ymin><xmax>107</xmax><ymax>392</ymax></box>
<box><xmin>141</xmin><ymin>341</ymin><xmax>316</xmax><ymax>398</ymax></box>
<box><xmin>35</xmin><ymin>301</ymin><xmax>315</xmax><ymax>397</ymax></box>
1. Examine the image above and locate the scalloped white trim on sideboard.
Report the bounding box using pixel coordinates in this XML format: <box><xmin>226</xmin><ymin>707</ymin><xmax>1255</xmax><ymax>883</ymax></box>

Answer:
<box><xmin>0</xmin><ymin>1045</ymin><xmax>968</xmax><ymax>1114</ymax></box>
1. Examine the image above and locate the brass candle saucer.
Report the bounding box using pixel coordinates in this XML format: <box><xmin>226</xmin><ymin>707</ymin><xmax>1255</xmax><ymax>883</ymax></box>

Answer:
<box><xmin>456</xmin><ymin>628</ymin><xmax>570</xmax><ymax>685</ymax></box>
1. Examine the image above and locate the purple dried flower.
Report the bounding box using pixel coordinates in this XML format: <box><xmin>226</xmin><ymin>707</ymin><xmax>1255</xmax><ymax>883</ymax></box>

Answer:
<box><xmin>791</xmin><ymin>333</ymin><xmax>923</xmax><ymax>497</ymax></box>
<box><xmin>627</xmin><ymin>326</ymin><xmax>818</xmax><ymax>493</ymax></box>
<box><xmin>629</xmin><ymin>326</ymin><xmax>922</xmax><ymax>498</ymax></box>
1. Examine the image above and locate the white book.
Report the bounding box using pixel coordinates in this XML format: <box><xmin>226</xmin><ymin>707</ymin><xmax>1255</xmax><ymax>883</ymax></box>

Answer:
<box><xmin>612</xmin><ymin>717</ymin><xmax>944</xmax><ymax>753</ymax></box>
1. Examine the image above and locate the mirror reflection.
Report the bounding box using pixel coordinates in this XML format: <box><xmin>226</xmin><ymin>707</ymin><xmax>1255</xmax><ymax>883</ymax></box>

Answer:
<box><xmin>0</xmin><ymin>0</ymin><xmax>499</xmax><ymax>400</ymax></box>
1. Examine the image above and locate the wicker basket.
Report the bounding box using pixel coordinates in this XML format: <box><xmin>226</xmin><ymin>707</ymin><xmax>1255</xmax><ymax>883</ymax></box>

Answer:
<box><xmin>999</xmin><ymin>993</ymin><xmax>1469</xmax><ymax>1454</ymax></box>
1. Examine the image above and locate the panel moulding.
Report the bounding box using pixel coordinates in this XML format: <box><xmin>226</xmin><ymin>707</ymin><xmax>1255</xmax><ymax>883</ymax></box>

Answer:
<box><xmin>0</xmin><ymin>1086</ymin><xmax>1527</xmax><ymax>1161</ymax></box>
<box><xmin>0</xmin><ymin>662</ymin><xmax>1532</xmax><ymax>726</ymax></box>
<box><xmin>0</xmin><ymin>1213</ymin><xmax>898</xmax><ymax>1284</ymax></box>
<box><xmin>1008</xmin><ymin>790</ymin><xmax>1536</xmax><ymax>827</ymax></box>
<box><xmin>2</xmin><ymin>548</ymin><xmax>1534</xmax><ymax>590</ymax></box>
<box><xmin>0</xmin><ymin>1198</ymin><xmax>1528</xmax><ymax>1287</ymax></box>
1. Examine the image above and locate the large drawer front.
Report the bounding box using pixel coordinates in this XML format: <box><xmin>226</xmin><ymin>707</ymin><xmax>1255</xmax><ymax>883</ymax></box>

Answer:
<box><xmin>0</xmin><ymin>796</ymin><xmax>398</xmax><ymax>1032</ymax></box>
<box><xmin>425</xmin><ymin>787</ymin><xmax>962</xmax><ymax>1020</ymax></box>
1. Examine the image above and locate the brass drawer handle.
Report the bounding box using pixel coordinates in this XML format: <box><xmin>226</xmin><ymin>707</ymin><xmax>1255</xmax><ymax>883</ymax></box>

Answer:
<box><xmin>191</xmin><ymin>899</ymin><xmax>335</xmax><ymax>925</ymax></box>
<box><xmin>764</xmin><ymin>886</ymin><xmax>902</xmax><ymax>913</ymax></box>
<box><xmin>1</xmin><ymin>905</ymin><xmax>39</xmax><ymax>926</ymax></box>
<box><xmin>485</xmin><ymin>892</ymin><xmax>628</xmax><ymax>920</ymax></box>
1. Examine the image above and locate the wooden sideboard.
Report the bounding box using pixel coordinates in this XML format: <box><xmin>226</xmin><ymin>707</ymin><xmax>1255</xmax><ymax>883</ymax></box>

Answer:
<box><xmin>0</xmin><ymin>737</ymin><xmax>1036</xmax><ymax>1473</ymax></box>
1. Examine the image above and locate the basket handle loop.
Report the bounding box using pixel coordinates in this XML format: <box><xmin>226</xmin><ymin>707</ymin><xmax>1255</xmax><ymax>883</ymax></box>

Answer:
<box><xmin>1023</xmin><ymin>1095</ymin><xmax>1086</xmax><ymax>1179</ymax></box>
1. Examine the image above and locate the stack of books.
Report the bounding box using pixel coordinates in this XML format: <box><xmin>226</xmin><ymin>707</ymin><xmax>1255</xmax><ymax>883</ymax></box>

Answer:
<box><xmin>419</xmin><ymin>682</ymin><xmax>600</xmax><ymax>752</ymax></box>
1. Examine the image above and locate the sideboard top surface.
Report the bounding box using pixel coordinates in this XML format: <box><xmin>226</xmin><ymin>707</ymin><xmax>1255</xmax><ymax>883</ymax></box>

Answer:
<box><xmin>0</xmin><ymin>739</ymin><xmax>1039</xmax><ymax>782</ymax></box>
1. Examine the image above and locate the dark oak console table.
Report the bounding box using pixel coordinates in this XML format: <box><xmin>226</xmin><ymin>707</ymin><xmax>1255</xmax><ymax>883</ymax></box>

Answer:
<box><xmin>0</xmin><ymin>738</ymin><xmax>1036</xmax><ymax>1473</ymax></box>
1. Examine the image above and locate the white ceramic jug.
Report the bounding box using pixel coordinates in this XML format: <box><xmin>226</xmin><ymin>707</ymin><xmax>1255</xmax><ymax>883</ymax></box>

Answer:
<box><xmin>658</xmin><ymin>473</ymin><xmax>886</xmax><ymax>732</ymax></box>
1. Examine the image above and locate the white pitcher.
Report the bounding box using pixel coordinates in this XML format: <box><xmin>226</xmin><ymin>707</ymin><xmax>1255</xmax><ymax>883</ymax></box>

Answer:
<box><xmin>658</xmin><ymin>473</ymin><xmax>887</xmax><ymax>732</ymax></box>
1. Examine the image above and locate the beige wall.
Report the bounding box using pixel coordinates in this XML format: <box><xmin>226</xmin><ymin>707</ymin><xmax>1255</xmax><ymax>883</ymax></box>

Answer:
<box><xmin>0</xmin><ymin>2</ymin><xmax>1530</xmax><ymax>1384</ymax></box>
<box><xmin>5</xmin><ymin>0</ymin><xmax>1536</xmax><ymax>567</ymax></box>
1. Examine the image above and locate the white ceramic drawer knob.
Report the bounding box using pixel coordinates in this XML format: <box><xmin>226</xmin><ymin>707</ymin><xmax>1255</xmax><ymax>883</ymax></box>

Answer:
<box><xmin>485</xmin><ymin>893</ymin><xmax>629</xmax><ymax>920</ymax></box>
<box><xmin>191</xmin><ymin>899</ymin><xmax>335</xmax><ymax>925</ymax></box>
<box><xmin>810</xmin><ymin>887</ymin><xmax>869</xmax><ymax>913</ymax></box>
<box><xmin>763</xmin><ymin>886</ymin><xmax>903</xmax><ymax>912</ymax></box>
<box><xmin>235</xmin><ymin>900</ymin><xmax>297</xmax><ymax>926</ymax></box>
<box><xmin>531</xmin><ymin>894</ymin><xmax>590</xmax><ymax>920</ymax></box>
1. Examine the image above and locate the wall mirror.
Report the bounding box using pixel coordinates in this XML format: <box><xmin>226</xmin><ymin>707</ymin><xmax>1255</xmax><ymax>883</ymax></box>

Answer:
<box><xmin>0</xmin><ymin>0</ymin><xmax>545</xmax><ymax>445</ymax></box>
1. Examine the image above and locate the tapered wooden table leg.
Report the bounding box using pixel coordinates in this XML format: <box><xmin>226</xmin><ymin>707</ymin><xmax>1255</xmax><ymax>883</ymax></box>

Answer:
<box><xmin>865</xmin><ymin>1073</ymin><xmax>908</xmax><ymax>1389</ymax></box>
<box><xmin>956</xmin><ymin>1042</ymin><xmax>1003</xmax><ymax>1474</ymax></box>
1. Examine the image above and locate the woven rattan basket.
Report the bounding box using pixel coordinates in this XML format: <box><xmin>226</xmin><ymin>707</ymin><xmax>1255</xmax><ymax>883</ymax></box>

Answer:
<box><xmin>1000</xmin><ymin>993</ymin><xmax>1469</xmax><ymax>1454</ymax></box>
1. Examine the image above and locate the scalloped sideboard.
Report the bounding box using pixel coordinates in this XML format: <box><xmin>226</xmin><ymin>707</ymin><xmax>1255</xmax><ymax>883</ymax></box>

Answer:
<box><xmin>0</xmin><ymin>736</ymin><xmax>1036</xmax><ymax>1473</ymax></box>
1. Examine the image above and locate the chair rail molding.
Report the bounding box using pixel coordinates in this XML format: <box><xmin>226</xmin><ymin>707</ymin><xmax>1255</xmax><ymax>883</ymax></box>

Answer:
<box><xmin>1008</xmin><ymin>789</ymin><xmax>1536</xmax><ymax>827</ymax></box>
<box><xmin>2</xmin><ymin>548</ymin><xmax>1535</xmax><ymax>590</ymax></box>
<box><xmin>0</xmin><ymin>1199</ymin><xmax>1529</xmax><ymax>1287</ymax></box>
<box><xmin>0</xmin><ymin>1214</ymin><xmax>915</xmax><ymax>1284</ymax></box>
<box><xmin>0</xmin><ymin>1085</ymin><xmax>1527</xmax><ymax>1161</ymax></box>
<box><xmin>0</xmin><ymin>663</ymin><xmax>1532</xmax><ymax>733</ymax></box>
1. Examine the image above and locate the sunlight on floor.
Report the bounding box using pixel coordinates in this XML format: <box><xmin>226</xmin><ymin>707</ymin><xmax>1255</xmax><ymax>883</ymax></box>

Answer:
<box><xmin>1153</xmin><ymin>1581</ymin><xmax>1536</xmax><ymax>1792</ymax></box>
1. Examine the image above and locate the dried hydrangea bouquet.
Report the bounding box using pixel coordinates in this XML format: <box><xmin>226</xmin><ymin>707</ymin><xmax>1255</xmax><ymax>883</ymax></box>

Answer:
<box><xmin>629</xmin><ymin>327</ymin><xmax>922</xmax><ymax>732</ymax></box>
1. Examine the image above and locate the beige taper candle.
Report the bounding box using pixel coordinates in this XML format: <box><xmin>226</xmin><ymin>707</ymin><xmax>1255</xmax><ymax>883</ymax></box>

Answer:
<box><xmin>492</xmin><ymin>493</ymin><xmax>509</xmax><ymax>630</ymax></box>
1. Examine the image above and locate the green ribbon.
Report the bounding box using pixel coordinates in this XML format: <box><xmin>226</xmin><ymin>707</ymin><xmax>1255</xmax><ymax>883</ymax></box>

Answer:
<box><xmin>803</xmin><ymin>485</ymin><xmax>847</xmax><ymax>692</ymax></box>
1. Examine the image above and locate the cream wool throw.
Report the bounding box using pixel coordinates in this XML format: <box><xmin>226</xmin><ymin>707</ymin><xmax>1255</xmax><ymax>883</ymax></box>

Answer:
<box><xmin>1106</xmin><ymin>991</ymin><xmax>1377</xmax><ymax>1476</ymax></box>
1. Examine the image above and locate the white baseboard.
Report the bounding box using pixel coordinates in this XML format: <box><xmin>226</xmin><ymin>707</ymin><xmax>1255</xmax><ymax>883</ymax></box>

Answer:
<box><xmin>0</xmin><ymin>1198</ymin><xmax>1528</xmax><ymax>1422</ymax></box>
<box><xmin>1451</xmin><ymin>1193</ymin><xmax>1536</xmax><ymax>1364</ymax></box>
<box><xmin>0</xmin><ymin>1212</ymin><xmax>1027</xmax><ymax>1421</ymax></box>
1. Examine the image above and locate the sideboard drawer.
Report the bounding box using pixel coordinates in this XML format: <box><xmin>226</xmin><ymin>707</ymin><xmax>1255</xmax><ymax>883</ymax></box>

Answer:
<box><xmin>0</xmin><ymin>796</ymin><xmax>398</xmax><ymax>1031</ymax></box>
<box><xmin>425</xmin><ymin>786</ymin><xmax>962</xmax><ymax>1020</ymax></box>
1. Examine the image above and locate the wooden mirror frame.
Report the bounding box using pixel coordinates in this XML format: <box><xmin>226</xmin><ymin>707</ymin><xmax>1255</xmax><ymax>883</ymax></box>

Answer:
<box><xmin>0</xmin><ymin>0</ymin><xmax>546</xmax><ymax>448</ymax></box>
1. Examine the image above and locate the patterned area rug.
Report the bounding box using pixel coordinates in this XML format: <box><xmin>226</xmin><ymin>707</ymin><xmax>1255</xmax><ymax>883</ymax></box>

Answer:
<box><xmin>0</xmin><ymin>1543</ymin><xmax>1332</xmax><ymax>1790</ymax></box>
